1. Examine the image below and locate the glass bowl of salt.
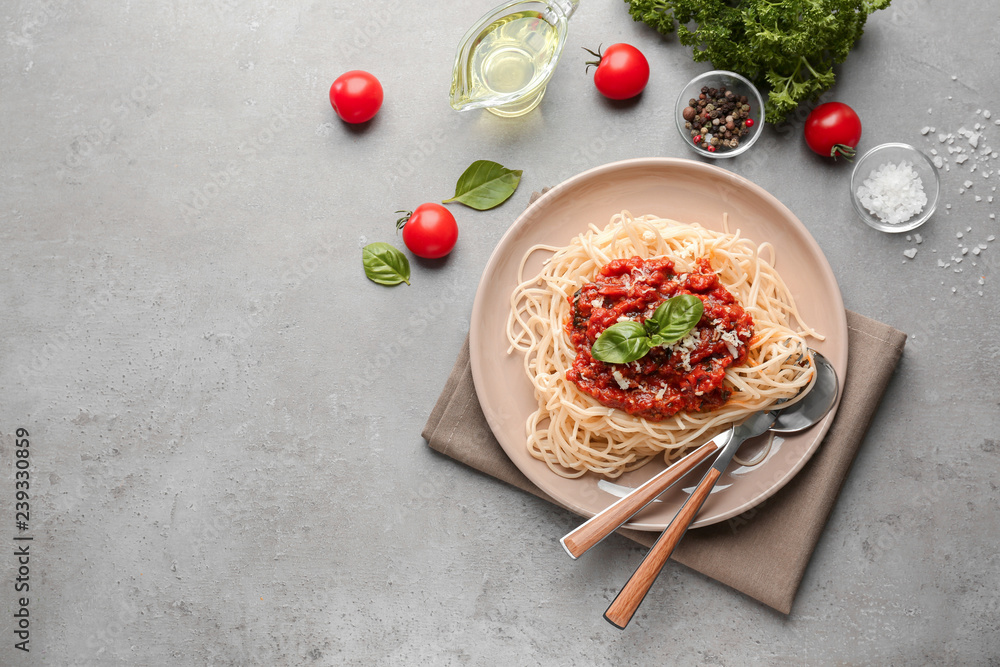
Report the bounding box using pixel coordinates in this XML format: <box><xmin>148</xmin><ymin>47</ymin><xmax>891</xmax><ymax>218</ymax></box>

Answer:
<box><xmin>850</xmin><ymin>142</ymin><xmax>940</xmax><ymax>233</ymax></box>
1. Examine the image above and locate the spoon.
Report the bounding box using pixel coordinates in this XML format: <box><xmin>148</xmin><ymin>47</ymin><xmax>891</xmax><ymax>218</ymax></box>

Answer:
<box><xmin>602</xmin><ymin>350</ymin><xmax>839</xmax><ymax>629</ymax></box>
<box><xmin>561</xmin><ymin>350</ymin><xmax>838</xmax><ymax>560</ymax></box>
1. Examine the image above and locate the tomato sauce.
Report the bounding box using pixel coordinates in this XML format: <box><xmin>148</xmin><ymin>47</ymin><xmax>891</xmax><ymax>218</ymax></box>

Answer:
<box><xmin>565</xmin><ymin>256</ymin><xmax>754</xmax><ymax>421</ymax></box>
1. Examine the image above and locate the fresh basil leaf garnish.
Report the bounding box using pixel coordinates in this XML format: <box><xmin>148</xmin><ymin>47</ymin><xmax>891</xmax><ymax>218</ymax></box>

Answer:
<box><xmin>645</xmin><ymin>294</ymin><xmax>703</xmax><ymax>346</ymax></box>
<box><xmin>442</xmin><ymin>160</ymin><xmax>522</xmax><ymax>210</ymax></box>
<box><xmin>590</xmin><ymin>295</ymin><xmax>704</xmax><ymax>364</ymax></box>
<box><xmin>362</xmin><ymin>242</ymin><xmax>411</xmax><ymax>286</ymax></box>
<box><xmin>590</xmin><ymin>321</ymin><xmax>651</xmax><ymax>364</ymax></box>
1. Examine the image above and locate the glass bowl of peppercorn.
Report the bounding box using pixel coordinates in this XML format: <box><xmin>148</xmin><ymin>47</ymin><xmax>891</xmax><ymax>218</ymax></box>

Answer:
<box><xmin>675</xmin><ymin>70</ymin><xmax>765</xmax><ymax>158</ymax></box>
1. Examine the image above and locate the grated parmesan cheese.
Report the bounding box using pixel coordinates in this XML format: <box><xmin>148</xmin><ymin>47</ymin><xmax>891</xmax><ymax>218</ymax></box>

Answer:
<box><xmin>611</xmin><ymin>369</ymin><xmax>630</xmax><ymax>390</ymax></box>
<box><xmin>855</xmin><ymin>161</ymin><xmax>928</xmax><ymax>225</ymax></box>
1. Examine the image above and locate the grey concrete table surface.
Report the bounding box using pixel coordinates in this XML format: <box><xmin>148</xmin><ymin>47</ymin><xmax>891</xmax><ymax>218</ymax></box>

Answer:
<box><xmin>1</xmin><ymin>0</ymin><xmax>998</xmax><ymax>664</ymax></box>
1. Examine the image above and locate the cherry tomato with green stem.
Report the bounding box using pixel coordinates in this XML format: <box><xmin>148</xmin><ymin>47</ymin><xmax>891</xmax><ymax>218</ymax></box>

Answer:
<box><xmin>804</xmin><ymin>102</ymin><xmax>862</xmax><ymax>160</ymax></box>
<box><xmin>584</xmin><ymin>43</ymin><xmax>649</xmax><ymax>100</ymax></box>
<box><xmin>329</xmin><ymin>70</ymin><xmax>383</xmax><ymax>124</ymax></box>
<box><xmin>396</xmin><ymin>204</ymin><xmax>458</xmax><ymax>259</ymax></box>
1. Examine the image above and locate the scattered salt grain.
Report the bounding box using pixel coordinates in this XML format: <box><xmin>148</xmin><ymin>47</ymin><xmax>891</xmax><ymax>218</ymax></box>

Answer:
<box><xmin>903</xmin><ymin>248</ymin><xmax>918</xmax><ymax>259</ymax></box>
<box><xmin>964</xmin><ymin>180</ymin><xmax>974</xmax><ymax>188</ymax></box>
<box><xmin>985</xmin><ymin>110</ymin><xmax>992</xmax><ymax>119</ymax></box>
<box><xmin>855</xmin><ymin>161</ymin><xmax>928</xmax><ymax>225</ymax></box>
<box><xmin>920</xmin><ymin>126</ymin><xmax>931</xmax><ymax>135</ymax></box>
<box><xmin>972</xmin><ymin>247</ymin><xmax>981</xmax><ymax>255</ymax></box>
<box><xmin>915</xmin><ymin>233</ymin><xmax>923</xmax><ymax>244</ymax></box>
<box><xmin>956</xmin><ymin>154</ymin><xmax>969</xmax><ymax>164</ymax></box>
<box><xmin>933</xmin><ymin>156</ymin><xmax>944</xmax><ymax>169</ymax></box>
<box><xmin>957</xmin><ymin>232</ymin><xmax>964</xmax><ymax>238</ymax></box>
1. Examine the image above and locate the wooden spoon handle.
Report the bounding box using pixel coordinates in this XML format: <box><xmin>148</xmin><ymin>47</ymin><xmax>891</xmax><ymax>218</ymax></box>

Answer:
<box><xmin>560</xmin><ymin>441</ymin><xmax>718</xmax><ymax>559</ymax></box>
<box><xmin>604</xmin><ymin>466</ymin><xmax>722</xmax><ymax>629</ymax></box>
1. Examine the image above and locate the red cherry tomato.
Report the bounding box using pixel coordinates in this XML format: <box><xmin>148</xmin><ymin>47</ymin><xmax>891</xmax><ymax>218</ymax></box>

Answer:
<box><xmin>329</xmin><ymin>70</ymin><xmax>383</xmax><ymax>124</ymax></box>
<box><xmin>585</xmin><ymin>43</ymin><xmax>649</xmax><ymax>100</ymax></box>
<box><xmin>804</xmin><ymin>102</ymin><xmax>862</xmax><ymax>160</ymax></box>
<box><xmin>397</xmin><ymin>204</ymin><xmax>458</xmax><ymax>259</ymax></box>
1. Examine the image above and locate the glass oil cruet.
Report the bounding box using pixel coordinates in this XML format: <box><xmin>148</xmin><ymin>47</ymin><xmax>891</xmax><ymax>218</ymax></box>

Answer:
<box><xmin>449</xmin><ymin>0</ymin><xmax>580</xmax><ymax>117</ymax></box>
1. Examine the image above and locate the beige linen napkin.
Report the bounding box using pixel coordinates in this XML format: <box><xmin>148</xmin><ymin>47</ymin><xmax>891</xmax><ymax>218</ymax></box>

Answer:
<box><xmin>423</xmin><ymin>311</ymin><xmax>906</xmax><ymax>614</ymax></box>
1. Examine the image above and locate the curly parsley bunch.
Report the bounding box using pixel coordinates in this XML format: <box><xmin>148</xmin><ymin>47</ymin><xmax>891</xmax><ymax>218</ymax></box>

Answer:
<box><xmin>626</xmin><ymin>0</ymin><xmax>891</xmax><ymax>122</ymax></box>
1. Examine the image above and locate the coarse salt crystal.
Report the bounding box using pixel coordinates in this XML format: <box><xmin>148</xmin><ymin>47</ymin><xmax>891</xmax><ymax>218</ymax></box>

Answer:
<box><xmin>920</xmin><ymin>126</ymin><xmax>931</xmax><ymax>135</ymax></box>
<box><xmin>855</xmin><ymin>161</ymin><xmax>928</xmax><ymax>226</ymax></box>
<box><xmin>964</xmin><ymin>180</ymin><xmax>974</xmax><ymax>188</ymax></box>
<box><xmin>903</xmin><ymin>248</ymin><xmax>917</xmax><ymax>259</ymax></box>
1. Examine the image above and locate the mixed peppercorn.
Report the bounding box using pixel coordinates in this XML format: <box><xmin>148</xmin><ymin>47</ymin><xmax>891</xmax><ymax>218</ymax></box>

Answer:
<box><xmin>682</xmin><ymin>85</ymin><xmax>755</xmax><ymax>152</ymax></box>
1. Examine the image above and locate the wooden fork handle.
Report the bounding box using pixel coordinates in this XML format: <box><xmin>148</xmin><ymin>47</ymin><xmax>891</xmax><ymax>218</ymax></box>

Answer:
<box><xmin>560</xmin><ymin>441</ymin><xmax>718</xmax><ymax>559</ymax></box>
<box><xmin>604</xmin><ymin>466</ymin><xmax>722</xmax><ymax>629</ymax></box>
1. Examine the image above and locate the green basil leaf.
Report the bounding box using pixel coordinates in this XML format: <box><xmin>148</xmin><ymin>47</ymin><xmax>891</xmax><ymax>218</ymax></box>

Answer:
<box><xmin>442</xmin><ymin>160</ymin><xmax>523</xmax><ymax>210</ymax></box>
<box><xmin>362</xmin><ymin>242</ymin><xmax>410</xmax><ymax>286</ymax></box>
<box><xmin>645</xmin><ymin>294</ymin><xmax>703</xmax><ymax>346</ymax></box>
<box><xmin>591</xmin><ymin>321</ymin><xmax>651</xmax><ymax>364</ymax></box>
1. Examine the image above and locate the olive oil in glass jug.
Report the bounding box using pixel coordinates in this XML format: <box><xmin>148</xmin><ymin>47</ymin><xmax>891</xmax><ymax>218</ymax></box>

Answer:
<box><xmin>450</xmin><ymin>0</ymin><xmax>579</xmax><ymax>117</ymax></box>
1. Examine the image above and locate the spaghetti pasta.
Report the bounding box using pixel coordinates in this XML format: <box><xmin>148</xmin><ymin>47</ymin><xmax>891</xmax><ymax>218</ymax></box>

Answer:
<box><xmin>506</xmin><ymin>211</ymin><xmax>821</xmax><ymax>479</ymax></box>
